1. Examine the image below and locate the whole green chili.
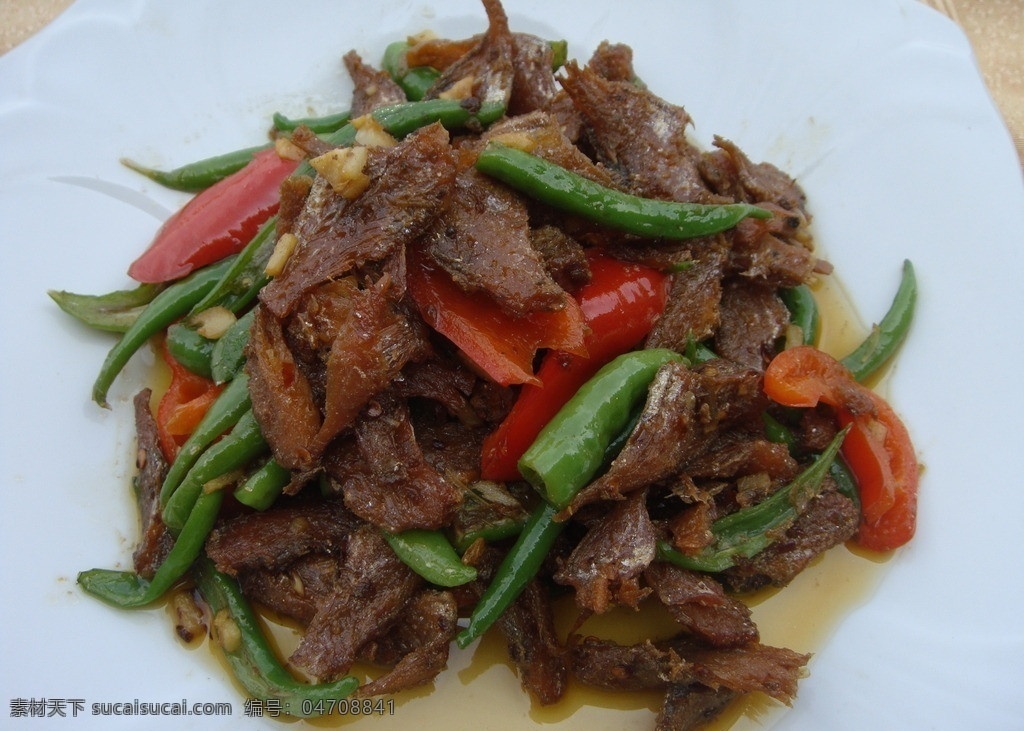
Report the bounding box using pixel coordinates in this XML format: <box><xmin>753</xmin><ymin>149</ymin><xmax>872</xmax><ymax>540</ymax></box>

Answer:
<box><xmin>657</xmin><ymin>426</ymin><xmax>849</xmax><ymax>573</ymax></box>
<box><xmin>455</xmin><ymin>501</ymin><xmax>562</xmax><ymax>649</ymax></box>
<box><xmin>233</xmin><ymin>458</ymin><xmax>291</xmax><ymax>511</ymax></box>
<box><xmin>192</xmin><ymin>557</ymin><xmax>359</xmax><ymax>716</ymax></box>
<box><xmin>49</xmin><ymin>282</ymin><xmax>164</xmax><ymax>333</ymax></box>
<box><xmin>518</xmin><ymin>348</ymin><xmax>686</xmax><ymax>509</ymax></box>
<box><xmin>162</xmin><ymin>409</ymin><xmax>267</xmax><ymax>533</ymax></box>
<box><xmin>382</xmin><ymin>529</ymin><xmax>478</xmax><ymax>587</ymax></box>
<box><xmin>77</xmin><ymin>489</ymin><xmax>224</xmax><ymax>608</ymax></box>
<box><xmin>475</xmin><ymin>143</ymin><xmax>770</xmax><ymax>240</ymax></box>
<box><xmin>121</xmin><ymin>144</ymin><xmax>271</xmax><ymax>193</ymax></box>
<box><xmin>210</xmin><ymin>308</ymin><xmax>254</xmax><ymax>383</ymax></box>
<box><xmin>92</xmin><ymin>256</ymin><xmax>235</xmax><ymax>407</ymax></box>
<box><xmin>840</xmin><ymin>259</ymin><xmax>917</xmax><ymax>383</ymax></box>
<box><xmin>780</xmin><ymin>284</ymin><xmax>820</xmax><ymax>346</ymax></box>
<box><xmin>159</xmin><ymin>373</ymin><xmax>253</xmax><ymax>505</ymax></box>
<box><xmin>272</xmin><ymin>109</ymin><xmax>352</xmax><ymax>134</ymax></box>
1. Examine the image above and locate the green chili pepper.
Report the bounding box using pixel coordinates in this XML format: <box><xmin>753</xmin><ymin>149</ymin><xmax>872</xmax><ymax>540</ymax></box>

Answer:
<box><xmin>159</xmin><ymin>373</ymin><xmax>253</xmax><ymax>505</ymax></box>
<box><xmin>840</xmin><ymin>259</ymin><xmax>917</xmax><ymax>383</ymax></box>
<box><xmin>162</xmin><ymin>409</ymin><xmax>267</xmax><ymax>533</ymax></box>
<box><xmin>455</xmin><ymin>501</ymin><xmax>563</xmax><ymax>649</ymax></box>
<box><xmin>233</xmin><ymin>458</ymin><xmax>291</xmax><ymax>511</ymax></box>
<box><xmin>165</xmin><ymin>321</ymin><xmax>215</xmax><ymax>379</ymax></box>
<box><xmin>519</xmin><ymin>348</ymin><xmax>686</xmax><ymax>509</ymax></box>
<box><xmin>91</xmin><ymin>256</ymin><xmax>235</xmax><ymax>407</ymax></box>
<box><xmin>382</xmin><ymin>529</ymin><xmax>478</xmax><ymax>587</ymax></box>
<box><xmin>657</xmin><ymin>426</ymin><xmax>849</xmax><ymax>573</ymax></box>
<box><xmin>210</xmin><ymin>308</ymin><xmax>254</xmax><ymax>383</ymax></box>
<box><xmin>381</xmin><ymin>41</ymin><xmax>441</xmax><ymax>101</ymax></box>
<box><xmin>189</xmin><ymin>221</ymin><xmax>277</xmax><ymax>317</ymax></box>
<box><xmin>192</xmin><ymin>557</ymin><xmax>359</xmax><ymax>716</ymax></box>
<box><xmin>475</xmin><ymin>143</ymin><xmax>770</xmax><ymax>240</ymax></box>
<box><xmin>780</xmin><ymin>284</ymin><xmax>820</xmax><ymax>346</ymax></box>
<box><xmin>763</xmin><ymin>410</ymin><xmax>860</xmax><ymax>509</ymax></box>
<box><xmin>49</xmin><ymin>282</ymin><xmax>164</xmax><ymax>333</ymax></box>
<box><xmin>272</xmin><ymin>110</ymin><xmax>352</xmax><ymax>134</ymax></box>
<box><xmin>121</xmin><ymin>145</ymin><xmax>271</xmax><ymax>193</ymax></box>
<box><xmin>78</xmin><ymin>489</ymin><xmax>224</xmax><ymax>608</ymax></box>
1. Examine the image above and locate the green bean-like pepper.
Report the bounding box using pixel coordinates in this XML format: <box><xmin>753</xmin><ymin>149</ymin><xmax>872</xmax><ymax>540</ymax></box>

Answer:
<box><xmin>383</xmin><ymin>530</ymin><xmax>478</xmax><ymax>587</ymax></box>
<box><xmin>121</xmin><ymin>144</ymin><xmax>271</xmax><ymax>192</ymax></box>
<box><xmin>519</xmin><ymin>348</ymin><xmax>686</xmax><ymax>509</ymax></box>
<box><xmin>657</xmin><ymin>426</ymin><xmax>849</xmax><ymax>573</ymax></box>
<box><xmin>189</xmin><ymin>221</ymin><xmax>277</xmax><ymax>316</ymax></box>
<box><xmin>165</xmin><ymin>321</ymin><xmax>215</xmax><ymax>379</ymax></box>
<box><xmin>159</xmin><ymin>373</ymin><xmax>253</xmax><ymax>504</ymax></box>
<box><xmin>780</xmin><ymin>284</ymin><xmax>820</xmax><ymax>346</ymax></box>
<box><xmin>381</xmin><ymin>41</ymin><xmax>441</xmax><ymax>101</ymax></box>
<box><xmin>162</xmin><ymin>409</ymin><xmax>267</xmax><ymax>532</ymax></box>
<box><xmin>192</xmin><ymin>557</ymin><xmax>359</xmax><ymax>716</ymax></box>
<box><xmin>475</xmin><ymin>143</ymin><xmax>770</xmax><ymax>239</ymax></box>
<box><xmin>455</xmin><ymin>501</ymin><xmax>562</xmax><ymax>649</ymax></box>
<box><xmin>49</xmin><ymin>282</ymin><xmax>164</xmax><ymax>333</ymax></box>
<box><xmin>91</xmin><ymin>256</ymin><xmax>235</xmax><ymax>407</ymax></box>
<box><xmin>840</xmin><ymin>259</ymin><xmax>917</xmax><ymax>383</ymax></box>
<box><xmin>233</xmin><ymin>458</ymin><xmax>291</xmax><ymax>511</ymax></box>
<box><xmin>78</xmin><ymin>489</ymin><xmax>224</xmax><ymax>608</ymax></box>
<box><xmin>210</xmin><ymin>308</ymin><xmax>254</xmax><ymax>383</ymax></box>
<box><xmin>272</xmin><ymin>110</ymin><xmax>352</xmax><ymax>134</ymax></box>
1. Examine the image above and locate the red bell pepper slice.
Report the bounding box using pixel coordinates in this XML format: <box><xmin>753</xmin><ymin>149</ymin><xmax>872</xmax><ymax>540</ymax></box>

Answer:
<box><xmin>480</xmin><ymin>251</ymin><xmax>671</xmax><ymax>481</ymax></box>
<box><xmin>128</xmin><ymin>148</ymin><xmax>299</xmax><ymax>283</ymax></box>
<box><xmin>155</xmin><ymin>340</ymin><xmax>223</xmax><ymax>462</ymax></box>
<box><xmin>407</xmin><ymin>246</ymin><xmax>588</xmax><ymax>387</ymax></box>
<box><xmin>763</xmin><ymin>345</ymin><xmax>919</xmax><ymax>551</ymax></box>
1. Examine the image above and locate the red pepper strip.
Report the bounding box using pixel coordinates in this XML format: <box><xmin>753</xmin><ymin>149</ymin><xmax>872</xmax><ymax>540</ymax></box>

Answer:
<box><xmin>763</xmin><ymin>345</ymin><xmax>918</xmax><ymax>551</ymax></box>
<box><xmin>128</xmin><ymin>148</ymin><xmax>298</xmax><ymax>283</ymax></box>
<box><xmin>407</xmin><ymin>246</ymin><xmax>587</xmax><ymax>388</ymax></box>
<box><xmin>480</xmin><ymin>252</ymin><xmax>670</xmax><ymax>481</ymax></box>
<box><xmin>156</xmin><ymin>340</ymin><xmax>223</xmax><ymax>462</ymax></box>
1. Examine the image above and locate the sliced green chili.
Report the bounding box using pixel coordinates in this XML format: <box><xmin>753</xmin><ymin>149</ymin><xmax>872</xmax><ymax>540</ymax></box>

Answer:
<box><xmin>162</xmin><ymin>409</ymin><xmax>267</xmax><ymax>533</ymax></box>
<box><xmin>475</xmin><ymin>143</ymin><xmax>770</xmax><ymax>239</ymax></box>
<box><xmin>382</xmin><ymin>41</ymin><xmax>441</xmax><ymax>101</ymax></box>
<box><xmin>92</xmin><ymin>256</ymin><xmax>235</xmax><ymax>407</ymax></box>
<box><xmin>49</xmin><ymin>282</ymin><xmax>164</xmax><ymax>333</ymax></box>
<box><xmin>193</xmin><ymin>557</ymin><xmax>359</xmax><ymax>716</ymax></box>
<box><xmin>210</xmin><ymin>308</ymin><xmax>254</xmax><ymax>383</ymax></box>
<box><xmin>233</xmin><ymin>458</ymin><xmax>291</xmax><ymax>511</ymax></box>
<box><xmin>840</xmin><ymin>259</ymin><xmax>917</xmax><ymax>383</ymax></box>
<box><xmin>657</xmin><ymin>426</ymin><xmax>849</xmax><ymax>573</ymax></box>
<box><xmin>78</xmin><ymin>489</ymin><xmax>224</xmax><ymax>608</ymax></box>
<box><xmin>780</xmin><ymin>284</ymin><xmax>820</xmax><ymax>346</ymax></box>
<box><xmin>165</xmin><ymin>322</ymin><xmax>215</xmax><ymax>379</ymax></box>
<box><xmin>383</xmin><ymin>529</ymin><xmax>478</xmax><ymax>587</ymax></box>
<box><xmin>456</xmin><ymin>501</ymin><xmax>562</xmax><ymax>649</ymax></box>
<box><xmin>160</xmin><ymin>373</ymin><xmax>253</xmax><ymax>504</ymax></box>
<box><xmin>519</xmin><ymin>348</ymin><xmax>686</xmax><ymax>509</ymax></box>
<box><xmin>121</xmin><ymin>144</ymin><xmax>271</xmax><ymax>192</ymax></box>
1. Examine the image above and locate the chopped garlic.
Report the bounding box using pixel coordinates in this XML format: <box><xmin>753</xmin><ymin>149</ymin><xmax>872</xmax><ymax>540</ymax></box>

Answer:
<box><xmin>438</xmin><ymin>74</ymin><xmax>476</xmax><ymax>100</ymax></box>
<box><xmin>273</xmin><ymin>135</ymin><xmax>306</xmax><ymax>161</ymax></box>
<box><xmin>189</xmin><ymin>306</ymin><xmax>236</xmax><ymax>339</ymax></box>
<box><xmin>265</xmin><ymin>232</ymin><xmax>299</xmax><ymax>277</ymax></box>
<box><xmin>486</xmin><ymin>131</ymin><xmax>539</xmax><ymax>152</ymax></box>
<box><xmin>352</xmin><ymin>114</ymin><xmax>397</xmax><ymax>148</ymax></box>
<box><xmin>309</xmin><ymin>146</ymin><xmax>371</xmax><ymax>199</ymax></box>
<box><xmin>213</xmin><ymin>609</ymin><xmax>241</xmax><ymax>654</ymax></box>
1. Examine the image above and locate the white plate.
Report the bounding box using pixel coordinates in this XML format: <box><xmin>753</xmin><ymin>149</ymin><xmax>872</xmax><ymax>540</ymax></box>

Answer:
<box><xmin>2</xmin><ymin>1</ymin><xmax>1022</xmax><ymax>729</ymax></box>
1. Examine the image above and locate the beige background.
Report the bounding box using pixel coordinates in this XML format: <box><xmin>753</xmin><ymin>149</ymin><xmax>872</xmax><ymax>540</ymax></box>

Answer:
<box><xmin>1</xmin><ymin>0</ymin><xmax>1021</xmax><ymax>166</ymax></box>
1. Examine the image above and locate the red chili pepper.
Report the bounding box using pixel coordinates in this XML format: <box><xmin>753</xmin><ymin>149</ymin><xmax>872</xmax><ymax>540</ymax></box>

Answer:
<box><xmin>128</xmin><ymin>148</ymin><xmax>299</xmax><ymax>283</ymax></box>
<box><xmin>156</xmin><ymin>340</ymin><xmax>223</xmax><ymax>462</ymax></box>
<box><xmin>763</xmin><ymin>345</ymin><xmax>919</xmax><ymax>551</ymax></box>
<box><xmin>480</xmin><ymin>251</ymin><xmax>670</xmax><ymax>481</ymax></box>
<box><xmin>407</xmin><ymin>245</ymin><xmax>588</xmax><ymax>387</ymax></box>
